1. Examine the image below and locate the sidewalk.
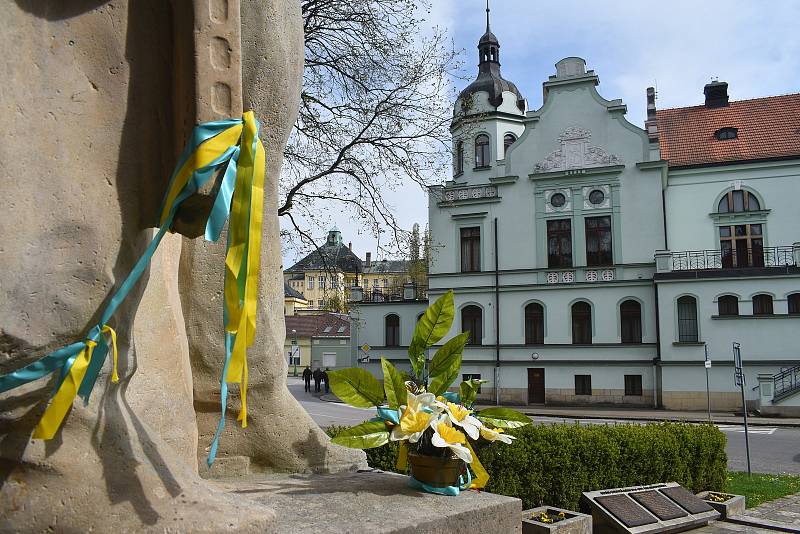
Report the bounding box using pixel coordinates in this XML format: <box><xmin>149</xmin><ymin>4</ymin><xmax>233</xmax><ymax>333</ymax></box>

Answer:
<box><xmin>475</xmin><ymin>404</ymin><xmax>800</xmax><ymax>428</ymax></box>
<box><xmin>311</xmin><ymin>385</ymin><xmax>800</xmax><ymax>427</ymax></box>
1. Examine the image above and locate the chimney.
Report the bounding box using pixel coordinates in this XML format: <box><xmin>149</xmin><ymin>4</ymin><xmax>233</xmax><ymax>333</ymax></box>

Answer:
<box><xmin>365</xmin><ymin>252</ymin><xmax>371</xmax><ymax>268</ymax></box>
<box><xmin>704</xmin><ymin>81</ymin><xmax>729</xmax><ymax>108</ymax></box>
<box><xmin>348</xmin><ymin>242</ymin><xmax>352</xmax><ymax>251</ymax></box>
<box><xmin>645</xmin><ymin>87</ymin><xmax>659</xmax><ymax>141</ymax></box>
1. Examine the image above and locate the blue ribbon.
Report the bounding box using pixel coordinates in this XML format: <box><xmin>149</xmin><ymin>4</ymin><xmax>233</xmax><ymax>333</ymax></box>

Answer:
<box><xmin>0</xmin><ymin>118</ymin><xmax>249</xmax><ymax>463</ymax></box>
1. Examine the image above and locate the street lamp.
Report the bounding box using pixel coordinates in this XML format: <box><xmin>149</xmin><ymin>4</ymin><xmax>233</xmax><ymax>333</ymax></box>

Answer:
<box><xmin>291</xmin><ymin>329</ymin><xmax>298</xmax><ymax>377</ymax></box>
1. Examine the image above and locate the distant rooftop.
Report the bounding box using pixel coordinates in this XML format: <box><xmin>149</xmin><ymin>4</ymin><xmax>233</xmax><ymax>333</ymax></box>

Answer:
<box><xmin>285</xmin><ymin>313</ymin><xmax>350</xmax><ymax>338</ymax></box>
<box><xmin>284</xmin><ymin>282</ymin><xmax>306</xmax><ymax>301</ymax></box>
<box><xmin>285</xmin><ymin>228</ymin><xmax>363</xmax><ymax>274</ymax></box>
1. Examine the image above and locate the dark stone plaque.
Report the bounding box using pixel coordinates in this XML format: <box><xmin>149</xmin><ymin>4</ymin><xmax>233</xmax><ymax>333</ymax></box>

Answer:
<box><xmin>596</xmin><ymin>494</ymin><xmax>658</xmax><ymax>528</ymax></box>
<box><xmin>631</xmin><ymin>490</ymin><xmax>688</xmax><ymax>520</ymax></box>
<box><xmin>661</xmin><ymin>486</ymin><xmax>714</xmax><ymax>514</ymax></box>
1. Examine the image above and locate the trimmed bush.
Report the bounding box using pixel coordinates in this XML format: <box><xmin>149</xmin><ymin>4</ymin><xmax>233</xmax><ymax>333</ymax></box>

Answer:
<box><xmin>328</xmin><ymin>421</ymin><xmax>727</xmax><ymax>510</ymax></box>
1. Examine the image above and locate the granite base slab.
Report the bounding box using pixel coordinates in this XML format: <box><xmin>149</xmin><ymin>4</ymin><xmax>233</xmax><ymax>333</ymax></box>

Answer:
<box><xmin>213</xmin><ymin>469</ymin><xmax>522</xmax><ymax>533</ymax></box>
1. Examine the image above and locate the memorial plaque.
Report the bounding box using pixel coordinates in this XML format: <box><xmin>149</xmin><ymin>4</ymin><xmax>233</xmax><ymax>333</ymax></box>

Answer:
<box><xmin>661</xmin><ymin>486</ymin><xmax>715</xmax><ymax>515</ymax></box>
<box><xmin>631</xmin><ymin>490</ymin><xmax>688</xmax><ymax>521</ymax></box>
<box><xmin>596</xmin><ymin>494</ymin><xmax>658</xmax><ymax>528</ymax></box>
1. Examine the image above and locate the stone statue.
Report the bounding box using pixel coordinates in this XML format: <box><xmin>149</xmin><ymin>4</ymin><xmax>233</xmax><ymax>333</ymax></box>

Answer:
<box><xmin>0</xmin><ymin>1</ymin><xmax>364</xmax><ymax>531</ymax></box>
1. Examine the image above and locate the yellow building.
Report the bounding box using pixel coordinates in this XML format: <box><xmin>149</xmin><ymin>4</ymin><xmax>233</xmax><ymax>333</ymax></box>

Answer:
<box><xmin>284</xmin><ymin>282</ymin><xmax>310</xmax><ymax>315</ymax></box>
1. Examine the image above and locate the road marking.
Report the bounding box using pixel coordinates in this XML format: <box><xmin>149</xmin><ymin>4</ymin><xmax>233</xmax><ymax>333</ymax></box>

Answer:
<box><xmin>716</xmin><ymin>425</ymin><xmax>777</xmax><ymax>435</ymax></box>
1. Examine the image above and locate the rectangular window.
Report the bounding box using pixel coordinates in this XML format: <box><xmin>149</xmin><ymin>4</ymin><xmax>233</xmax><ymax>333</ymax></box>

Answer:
<box><xmin>383</xmin><ymin>279</ymin><xmax>389</xmax><ymax>288</ymax></box>
<box><xmin>575</xmin><ymin>375</ymin><xmax>592</xmax><ymax>396</ymax></box>
<box><xmin>585</xmin><ymin>216</ymin><xmax>613</xmax><ymax>266</ymax></box>
<box><xmin>462</xmin><ymin>373</ymin><xmax>482</xmax><ymax>393</ymax></box>
<box><xmin>547</xmin><ymin>219</ymin><xmax>572</xmax><ymax>268</ymax></box>
<box><xmin>319</xmin><ymin>275</ymin><xmax>326</xmax><ymax>290</ymax></box>
<box><xmin>625</xmin><ymin>375</ymin><xmax>643</xmax><ymax>396</ymax></box>
<box><xmin>307</xmin><ymin>276</ymin><xmax>314</xmax><ymax>289</ymax></box>
<box><xmin>322</xmin><ymin>352</ymin><xmax>336</xmax><ymax>368</ymax></box>
<box><xmin>318</xmin><ymin>299</ymin><xmax>324</xmax><ymax>307</ymax></box>
<box><xmin>460</xmin><ymin>227</ymin><xmax>481</xmax><ymax>272</ymax></box>
<box><xmin>331</xmin><ymin>279</ymin><xmax>339</xmax><ymax>289</ymax></box>
<box><xmin>373</xmin><ymin>279</ymin><xmax>379</xmax><ymax>287</ymax></box>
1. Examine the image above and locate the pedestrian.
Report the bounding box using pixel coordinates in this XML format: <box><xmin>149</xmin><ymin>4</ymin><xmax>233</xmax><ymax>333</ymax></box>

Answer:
<box><xmin>322</xmin><ymin>368</ymin><xmax>330</xmax><ymax>394</ymax></box>
<box><xmin>302</xmin><ymin>365</ymin><xmax>312</xmax><ymax>393</ymax></box>
<box><xmin>313</xmin><ymin>368</ymin><xmax>322</xmax><ymax>393</ymax></box>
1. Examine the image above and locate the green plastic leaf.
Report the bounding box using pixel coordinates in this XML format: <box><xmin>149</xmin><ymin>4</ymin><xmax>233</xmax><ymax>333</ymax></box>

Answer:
<box><xmin>328</xmin><ymin>368</ymin><xmax>385</xmax><ymax>408</ymax></box>
<box><xmin>331</xmin><ymin>421</ymin><xmax>390</xmax><ymax>449</ymax></box>
<box><xmin>408</xmin><ymin>290</ymin><xmax>455</xmax><ymax>377</ymax></box>
<box><xmin>476</xmin><ymin>407</ymin><xmax>532</xmax><ymax>429</ymax></box>
<box><xmin>428</xmin><ymin>350</ymin><xmax>462</xmax><ymax>397</ymax></box>
<box><xmin>459</xmin><ymin>379</ymin><xmax>487</xmax><ymax>408</ymax></box>
<box><xmin>428</xmin><ymin>332</ymin><xmax>469</xmax><ymax>379</ymax></box>
<box><xmin>381</xmin><ymin>358</ymin><xmax>407</xmax><ymax>409</ymax></box>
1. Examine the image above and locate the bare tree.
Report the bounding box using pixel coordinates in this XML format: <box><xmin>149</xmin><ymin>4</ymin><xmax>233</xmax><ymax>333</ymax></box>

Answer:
<box><xmin>281</xmin><ymin>0</ymin><xmax>461</xmax><ymax>259</ymax></box>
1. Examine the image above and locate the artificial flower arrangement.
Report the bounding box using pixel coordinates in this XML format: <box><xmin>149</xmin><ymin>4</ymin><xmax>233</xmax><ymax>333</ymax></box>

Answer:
<box><xmin>328</xmin><ymin>290</ymin><xmax>531</xmax><ymax>495</ymax></box>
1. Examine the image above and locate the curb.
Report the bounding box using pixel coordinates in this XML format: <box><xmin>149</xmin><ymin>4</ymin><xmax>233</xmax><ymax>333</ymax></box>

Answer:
<box><xmin>514</xmin><ymin>411</ymin><xmax>800</xmax><ymax>428</ymax></box>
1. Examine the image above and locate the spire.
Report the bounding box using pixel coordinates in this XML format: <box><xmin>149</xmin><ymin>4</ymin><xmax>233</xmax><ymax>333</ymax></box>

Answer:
<box><xmin>478</xmin><ymin>0</ymin><xmax>499</xmax><ymax>70</ymax></box>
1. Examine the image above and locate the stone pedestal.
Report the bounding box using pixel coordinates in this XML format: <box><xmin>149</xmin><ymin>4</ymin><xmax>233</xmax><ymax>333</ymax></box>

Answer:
<box><xmin>213</xmin><ymin>470</ymin><xmax>523</xmax><ymax>533</ymax></box>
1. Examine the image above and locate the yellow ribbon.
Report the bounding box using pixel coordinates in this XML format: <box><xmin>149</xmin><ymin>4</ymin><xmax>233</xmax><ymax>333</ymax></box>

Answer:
<box><xmin>396</xmin><ymin>441</ymin><xmax>409</xmax><ymax>472</ymax></box>
<box><xmin>465</xmin><ymin>440</ymin><xmax>489</xmax><ymax>489</ymax></box>
<box><xmin>33</xmin><ymin>325</ymin><xmax>118</xmax><ymax>440</ymax></box>
<box><xmin>158</xmin><ymin>124</ymin><xmax>244</xmax><ymax>228</ymax></box>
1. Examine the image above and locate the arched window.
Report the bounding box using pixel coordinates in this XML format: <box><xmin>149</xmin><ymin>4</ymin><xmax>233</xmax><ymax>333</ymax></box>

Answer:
<box><xmin>752</xmin><ymin>294</ymin><xmax>773</xmax><ymax>316</ymax></box>
<box><xmin>385</xmin><ymin>314</ymin><xmax>400</xmax><ymax>346</ymax></box>
<box><xmin>455</xmin><ymin>141</ymin><xmax>464</xmax><ymax>175</ymax></box>
<box><xmin>620</xmin><ymin>300</ymin><xmax>642</xmax><ymax>344</ymax></box>
<box><xmin>677</xmin><ymin>296</ymin><xmax>698</xmax><ymax>342</ymax></box>
<box><xmin>789</xmin><ymin>294</ymin><xmax>800</xmax><ymax>316</ymax></box>
<box><xmin>503</xmin><ymin>134</ymin><xmax>516</xmax><ymax>157</ymax></box>
<box><xmin>475</xmin><ymin>134</ymin><xmax>490</xmax><ymax>168</ymax></box>
<box><xmin>718</xmin><ymin>190</ymin><xmax>760</xmax><ymax>213</ymax></box>
<box><xmin>571</xmin><ymin>302</ymin><xmax>592</xmax><ymax>344</ymax></box>
<box><xmin>718</xmin><ymin>295</ymin><xmax>739</xmax><ymax>316</ymax></box>
<box><xmin>462</xmin><ymin>305</ymin><xmax>482</xmax><ymax>346</ymax></box>
<box><xmin>524</xmin><ymin>303</ymin><xmax>544</xmax><ymax>345</ymax></box>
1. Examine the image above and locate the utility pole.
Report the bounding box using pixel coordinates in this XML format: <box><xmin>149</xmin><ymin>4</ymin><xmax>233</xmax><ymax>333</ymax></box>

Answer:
<box><xmin>733</xmin><ymin>342</ymin><xmax>751</xmax><ymax>476</ymax></box>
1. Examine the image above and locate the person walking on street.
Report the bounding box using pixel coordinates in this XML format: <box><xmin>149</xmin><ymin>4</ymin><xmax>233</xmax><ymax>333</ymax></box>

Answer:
<box><xmin>302</xmin><ymin>366</ymin><xmax>312</xmax><ymax>393</ymax></box>
<box><xmin>313</xmin><ymin>368</ymin><xmax>322</xmax><ymax>393</ymax></box>
<box><xmin>322</xmin><ymin>368</ymin><xmax>330</xmax><ymax>394</ymax></box>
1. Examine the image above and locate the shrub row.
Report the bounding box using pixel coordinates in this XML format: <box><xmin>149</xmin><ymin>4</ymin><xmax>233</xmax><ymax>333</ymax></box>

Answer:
<box><xmin>327</xmin><ymin>421</ymin><xmax>727</xmax><ymax>511</ymax></box>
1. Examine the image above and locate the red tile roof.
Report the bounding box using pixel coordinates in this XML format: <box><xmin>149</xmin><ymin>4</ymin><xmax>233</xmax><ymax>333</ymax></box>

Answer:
<box><xmin>285</xmin><ymin>313</ymin><xmax>350</xmax><ymax>338</ymax></box>
<box><xmin>656</xmin><ymin>93</ymin><xmax>800</xmax><ymax>168</ymax></box>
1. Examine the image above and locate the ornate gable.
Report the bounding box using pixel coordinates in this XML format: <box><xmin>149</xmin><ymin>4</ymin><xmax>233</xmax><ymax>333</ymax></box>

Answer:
<box><xmin>534</xmin><ymin>126</ymin><xmax>622</xmax><ymax>173</ymax></box>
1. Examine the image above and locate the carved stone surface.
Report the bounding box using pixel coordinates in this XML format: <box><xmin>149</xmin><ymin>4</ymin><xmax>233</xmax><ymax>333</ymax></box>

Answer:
<box><xmin>0</xmin><ymin>1</ymin><xmax>361</xmax><ymax>532</ymax></box>
<box><xmin>443</xmin><ymin>185</ymin><xmax>498</xmax><ymax>202</ymax></box>
<box><xmin>534</xmin><ymin>126</ymin><xmax>622</xmax><ymax>173</ymax></box>
<box><xmin>630</xmin><ymin>490</ymin><xmax>688</xmax><ymax>521</ymax></box>
<box><xmin>596</xmin><ymin>494</ymin><xmax>657</xmax><ymax>527</ymax></box>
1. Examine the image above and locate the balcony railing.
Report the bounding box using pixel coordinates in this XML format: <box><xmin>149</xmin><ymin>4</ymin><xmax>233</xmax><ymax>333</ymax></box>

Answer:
<box><xmin>671</xmin><ymin>246</ymin><xmax>795</xmax><ymax>271</ymax></box>
<box><xmin>773</xmin><ymin>364</ymin><xmax>800</xmax><ymax>402</ymax></box>
<box><xmin>352</xmin><ymin>284</ymin><xmax>428</xmax><ymax>303</ymax></box>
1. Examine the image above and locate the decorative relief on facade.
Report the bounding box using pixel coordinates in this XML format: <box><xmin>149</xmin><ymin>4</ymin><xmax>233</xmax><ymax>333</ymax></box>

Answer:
<box><xmin>582</xmin><ymin>184</ymin><xmax>611</xmax><ymax>209</ymax></box>
<box><xmin>546</xmin><ymin>272</ymin><xmax>559</xmax><ymax>284</ymax></box>
<box><xmin>561</xmin><ymin>271</ymin><xmax>575</xmax><ymax>283</ymax></box>
<box><xmin>601</xmin><ymin>269</ymin><xmax>614</xmax><ymax>281</ymax></box>
<box><xmin>533</xmin><ymin>126</ymin><xmax>622</xmax><ymax>173</ymax></box>
<box><xmin>443</xmin><ymin>185</ymin><xmax>498</xmax><ymax>202</ymax></box>
<box><xmin>544</xmin><ymin>188</ymin><xmax>572</xmax><ymax>213</ymax></box>
<box><xmin>585</xmin><ymin>270</ymin><xmax>598</xmax><ymax>282</ymax></box>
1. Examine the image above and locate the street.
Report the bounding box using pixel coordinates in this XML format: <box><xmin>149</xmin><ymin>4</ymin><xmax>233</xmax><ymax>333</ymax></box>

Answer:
<box><xmin>288</xmin><ymin>377</ymin><xmax>800</xmax><ymax>475</ymax></box>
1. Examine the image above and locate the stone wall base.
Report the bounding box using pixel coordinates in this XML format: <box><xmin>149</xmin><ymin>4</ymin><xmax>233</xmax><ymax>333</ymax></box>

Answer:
<box><xmin>661</xmin><ymin>391</ymin><xmax>742</xmax><ymax>411</ymax></box>
<box><xmin>214</xmin><ymin>470</ymin><xmax>523</xmax><ymax>533</ymax></box>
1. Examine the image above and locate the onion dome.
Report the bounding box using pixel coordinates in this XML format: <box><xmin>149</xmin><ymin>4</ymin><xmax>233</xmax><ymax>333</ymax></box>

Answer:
<box><xmin>457</xmin><ymin>1</ymin><xmax>525</xmax><ymax>112</ymax></box>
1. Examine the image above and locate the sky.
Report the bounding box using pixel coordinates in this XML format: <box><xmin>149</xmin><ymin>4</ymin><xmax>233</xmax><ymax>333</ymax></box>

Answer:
<box><xmin>282</xmin><ymin>0</ymin><xmax>800</xmax><ymax>267</ymax></box>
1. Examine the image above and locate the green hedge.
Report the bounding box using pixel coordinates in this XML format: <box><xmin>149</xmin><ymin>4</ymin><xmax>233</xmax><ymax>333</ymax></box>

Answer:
<box><xmin>327</xmin><ymin>422</ymin><xmax>727</xmax><ymax>510</ymax></box>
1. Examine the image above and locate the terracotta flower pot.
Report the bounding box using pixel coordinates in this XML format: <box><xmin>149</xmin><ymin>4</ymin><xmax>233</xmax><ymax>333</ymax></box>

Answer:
<box><xmin>408</xmin><ymin>451</ymin><xmax>465</xmax><ymax>488</ymax></box>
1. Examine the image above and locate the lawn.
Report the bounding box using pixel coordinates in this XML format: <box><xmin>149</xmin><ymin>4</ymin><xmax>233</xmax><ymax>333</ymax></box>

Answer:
<box><xmin>726</xmin><ymin>472</ymin><xmax>800</xmax><ymax>508</ymax></box>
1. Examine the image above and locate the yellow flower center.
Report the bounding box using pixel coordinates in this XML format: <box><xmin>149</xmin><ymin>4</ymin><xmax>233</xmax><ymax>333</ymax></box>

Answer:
<box><xmin>437</xmin><ymin>422</ymin><xmax>466</xmax><ymax>444</ymax></box>
<box><xmin>447</xmin><ymin>402</ymin><xmax>470</xmax><ymax>422</ymax></box>
<box><xmin>400</xmin><ymin>407</ymin><xmax>431</xmax><ymax>433</ymax></box>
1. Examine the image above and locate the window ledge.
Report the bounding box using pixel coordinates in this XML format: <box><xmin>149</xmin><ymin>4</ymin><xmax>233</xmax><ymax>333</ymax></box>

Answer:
<box><xmin>473</xmin><ymin>166</ymin><xmax>492</xmax><ymax>171</ymax></box>
<box><xmin>453</xmin><ymin>171</ymin><xmax>464</xmax><ymax>178</ymax></box>
<box><xmin>672</xmin><ymin>342</ymin><xmax>705</xmax><ymax>346</ymax></box>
